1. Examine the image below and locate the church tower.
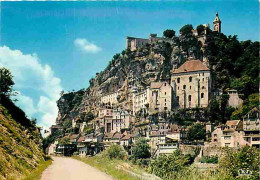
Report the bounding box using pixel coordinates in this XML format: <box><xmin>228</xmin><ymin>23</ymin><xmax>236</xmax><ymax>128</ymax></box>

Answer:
<box><xmin>213</xmin><ymin>12</ymin><xmax>221</xmax><ymax>33</ymax></box>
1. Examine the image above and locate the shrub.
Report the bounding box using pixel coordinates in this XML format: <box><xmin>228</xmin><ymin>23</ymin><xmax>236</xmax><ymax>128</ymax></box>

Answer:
<box><xmin>219</xmin><ymin>146</ymin><xmax>260</xmax><ymax>180</ymax></box>
<box><xmin>148</xmin><ymin>150</ymin><xmax>190</xmax><ymax>179</ymax></box>
<box><xmin>131</xmin><ymin>138</ymin><xmax>150</xmax><ymax>161</ymax></box>
<box><xmin>105</xmin><ymin>144</ymin><xmax>127</xmax><ymax>160</ymax></box>
<box><xmin>200</xmin><ymin>156</ymin><xmax>218</xmax><ymax>164</ymax></box>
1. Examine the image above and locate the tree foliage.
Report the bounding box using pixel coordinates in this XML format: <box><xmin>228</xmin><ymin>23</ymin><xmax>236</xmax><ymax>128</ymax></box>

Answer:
<box><xmin>0</xmin><ymin>67</ymin><xmax>14</xmax><ymax>97</ymax></box>
<box><xmin>163</xmin><ymin>29</ymin><xmax>175</xmax><ymax>38</ymax></box>
<box><xmin>187</xmin><ymin>123</ymin><xmax>206</xmax><ymax>141</ymax></box>
<box><xmin>148</xmin><ymin>150</ymin><xmax>190</xmax><ymax>179</ymax></box>
<box><xmin>131</xmin><ymin>138</ymin><xmax>151</xmax><ymax>160</ymax></box>
<box><xmin>105</xmin><ymin>144</ymin><xmax>127</xmax><ymax>160</ymax></box>
<box><xmin>219</xmin><ymin>146</ymin><xmax>260</xmax><ymax>180</ymax></box>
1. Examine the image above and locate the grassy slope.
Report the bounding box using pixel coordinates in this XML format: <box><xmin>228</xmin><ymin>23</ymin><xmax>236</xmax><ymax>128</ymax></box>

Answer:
<box><xmin>0</xmin><ymin>105</ymin><xmax>45</xmax><ymax>180</ymax></box>
<box><xmin>74</xmin><ymin>156</ymin><xmax>144</xmax><ymax>180</ymax></box>
<box><xmin>22</xmin><ymin>159</ymin><xmax>52</xmax><ymax>180</ymax></box>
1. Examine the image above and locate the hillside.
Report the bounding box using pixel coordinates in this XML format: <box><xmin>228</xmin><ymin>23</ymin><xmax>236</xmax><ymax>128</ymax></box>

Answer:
<box><xmin>0</xmin><ymin>95</ymin><xmax>45</xmax><ymax>180</ymax></box>
<box><xmin>55</xmin><ymin>25</ymin><xmax>259</xmax><ymax>129</ymax></box>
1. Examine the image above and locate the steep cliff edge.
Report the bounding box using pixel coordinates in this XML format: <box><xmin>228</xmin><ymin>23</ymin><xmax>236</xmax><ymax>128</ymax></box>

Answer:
<box><xmin>0</xmin><ymin>96</ymin><xmax>45</xmax><ymax>180</ymax></box>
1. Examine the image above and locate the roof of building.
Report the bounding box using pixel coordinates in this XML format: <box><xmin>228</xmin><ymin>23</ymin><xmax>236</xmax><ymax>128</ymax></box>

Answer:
<box><xmin>112</xmin><ymin>133</ymin><xmax>124</xmax><ymax>139</ymax></box>
<box><xmin>150</xmin><ymin>82</ymin><xmax>169</xmax><ymax>89</ymax></box>
<box><xmin>121</xmin><ymin>134</ymin><xmax>132</xmax><ymax>140</ymax></box>
<box><xmin>172</xmin><ymin>60</ymin><xmax>209</xmax><ymax>74</ymax></box>
<box><xmin>77</xmin><ymin>136</ymin><xmax>85</xmax><ymax>142</ymax></box>
<box><xmin>226</xmin><ymin>120</ymin><xmax>240</xmax><ymax>127</ymax></box>
<box><xmin>104</xmin><ymin>132</ymin><xmax>115</xmax><ymax>139</ymax></box>
<box><xmin>243</xmin><ymin>107</ymin><xmax>260</xmax><ymax>119</ymax></box>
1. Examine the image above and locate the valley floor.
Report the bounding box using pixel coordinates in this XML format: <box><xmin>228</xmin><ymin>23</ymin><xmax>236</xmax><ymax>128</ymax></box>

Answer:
<box><xmin>40</xmin><ymin>157</ymin><xmax>113</xmax><ymax>180</ymax></box>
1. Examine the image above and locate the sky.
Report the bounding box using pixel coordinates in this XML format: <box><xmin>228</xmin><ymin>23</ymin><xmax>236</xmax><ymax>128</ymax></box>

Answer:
<box><xmin>0</xmin><ymin>0</ymin><xmax>258</xmax><ymax>131</ymax></box>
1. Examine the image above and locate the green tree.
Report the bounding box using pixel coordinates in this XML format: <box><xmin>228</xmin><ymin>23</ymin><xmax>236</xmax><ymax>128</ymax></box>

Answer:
<box><xmin>219</xmin><ymin>146</ymin><xmax>260</xmax><ymax>180</ymax></box>
<box><xmin>179</xmin><ymin>24</ymin><xmax>193</xmax><ymax>35</ymax></box>
<box><xmin>0</xmin><ymin>67</ymin><xmax>14</xmax><ymax>97</ymax></box>
<box><xmin>187</xmin><ymin>123</ymin><xmax>206</xmax><ymax>141</ymax></box>
<box><xmin>163</xmin><ymin>29</ymin><xmax>175</xmax><ymax>38</ymax></box>
<box><xmin>105</xmin><ymin>144</ymin><xmax>127</xmax><ymax>160</ymax></box>
<box><xmin>148</xmin><ymin>150</ymin><xmax>190</xmax><ymax>179</ymax></box>
<box><xmin>196</xmin><ymin>24</ymin><xmax>205</xmax><ymax>35</ymax></box>
<box><xmin>131</xmin><ymin>138</ymin><xmax>151</xmax><ymax>160</ymax></box>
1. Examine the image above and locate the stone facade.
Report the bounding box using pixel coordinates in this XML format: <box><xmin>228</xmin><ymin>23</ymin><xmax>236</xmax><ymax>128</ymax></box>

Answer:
<box><xmin>242</xmin><ymin>107</ymin><xmax>260</xmax><ymax>148</ymax></box>
<box><xmin>100</xmin><ymin>91</ymin><xmax>122</xmax><ymax>106</ymax></box>
<box><xmin>171</xmin><ymin>59</ymin><xmax>211</xmax><ymax>108</ymax></box>
<box><xmin>213</xmin><ymin>12</ymin><xmax>221</xmax><ymax>33</ymax></box>
<box><xmin>148</xmin><ymin>82</ymin><xmax>173</xmax><ymax>112</ymax></box>
<box><xmin>227</xmin><ymin>89</ymin><xmax>243</xmax><ymax>108</ymax></box>
<box><xmin>132</xmin><ymin>88</ymin><xmax>150</xmax><ymax>115</ymax></box>
<box><xmin>112</xmin><ymin>107</ymin><xmax>131</xmax><ymax>133</ymax></box>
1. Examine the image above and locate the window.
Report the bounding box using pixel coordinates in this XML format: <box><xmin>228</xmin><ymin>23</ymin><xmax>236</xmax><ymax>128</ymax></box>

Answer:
<box><xmin>203</xmin><ymin>72</ymin><xmax>205</xmax><ymax>76</ymax></box>
<box><xmin>188</xmin><ymin>95</ymin><xmax>191</xmax><ymax>101</ymax></box>
<box><xmin>164</xmin><ymin>83</ymin><xmax>167</xmax><ymax>86</ymax></box>
<box><xmin>178</xmin><ymin>86</ymin><xmax>179</xmax><ymax>90</ymax></box>
<box><xmin>165</xmin><ymin>99</ymin><xmax>166</xmax><ymax>102</ymax></box>
<box><xmin>183</xmin><ymin>85</ymin><xmax>186</xmax><ymax>89</ymax></box>
<box><xmin>202</xmin><ymin>78</ymin><xmax>204</xmax><ymax>81</ymax></box>
<box><xmin>202</xmin><ymin>86</ymin><xmax>205</xmax><ymax>89</ymax></box>
<box><xmin>177</xmin><ymin>78</ymin><xmax>180</xmax><ymax>83</ymax></box>
<box><xmin>176</xmin><ymin>96</ymin><xmax>179</xmax><ymax>103</ymax></box>
<box><xmin>201</xmin><ymin>93</ymin><xmax>204</xmax><ymax>98</ymax></box>
<box><xmin>190</xmin><ymin>86</ymin><xmax>191</xmax><ymax>89</ymax></box>
<box><xmin>164</xmin><ymin>107</ymin><xmax>167</xmax><ymax>110</ymax></box>
<box><xmin>189</xmin><ymin>77</ymin><xmax>192</xmax><ymax>82</ymax></box>
<box><xmin>165</xmin><ymin>92</ymin><xmax>166</xmax><ymax>95</ymax></box>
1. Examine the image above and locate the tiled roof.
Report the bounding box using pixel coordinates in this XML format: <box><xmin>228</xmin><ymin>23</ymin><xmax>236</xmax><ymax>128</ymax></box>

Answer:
<box><xmin>226</xmin><ymin>120</ymin><xmax>240</xmax><ymax>127</ymax></box>
<box><xmin>112</xmin><ymin>133</ymin><xmax>124</xmax><ymax>139</ymax></box>
<box><xmin>77</xmin><ymin>136</ymin><xmax>85</xmax><ymax>142</ymax></box>
<box><xmin>121</xmin><ymin>134</ymin><xmax>132</xmax><ymax>140</ymax></box>
<box><xmin>172</xmin><ymin>60</ymin><xmax>209</xmax><ymax>74</ymax></box>
<box><xmin>150</xmin><ymin>82</ymin><xmax>164</xmax><ymax>89</ymax></box>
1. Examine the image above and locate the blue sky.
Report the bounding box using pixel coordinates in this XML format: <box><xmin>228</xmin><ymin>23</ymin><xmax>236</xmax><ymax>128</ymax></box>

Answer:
<box><xmin>0</xmin><ymin>1</ymin><xmax>258</xmax><ymax>130</ymax></box>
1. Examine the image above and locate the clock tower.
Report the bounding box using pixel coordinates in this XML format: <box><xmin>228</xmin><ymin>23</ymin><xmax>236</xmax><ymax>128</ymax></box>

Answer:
<box><xmin>213</xmin><ymin>12</ymin><xmax>221</xmax><ymax>33</ymax></box>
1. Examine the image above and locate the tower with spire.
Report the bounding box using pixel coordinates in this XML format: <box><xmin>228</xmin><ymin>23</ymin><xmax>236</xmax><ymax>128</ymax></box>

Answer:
<box><xmin>213</xmin><ymin>12</ymin><xmax>221</xmax><ymax>33</ymax></box>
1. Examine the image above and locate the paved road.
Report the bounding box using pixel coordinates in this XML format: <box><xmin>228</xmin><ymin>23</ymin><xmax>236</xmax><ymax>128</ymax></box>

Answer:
<box><xmin>40</xmin><ymin>157</ymin><xmax>113</xmax><ymax>180</ymax></box>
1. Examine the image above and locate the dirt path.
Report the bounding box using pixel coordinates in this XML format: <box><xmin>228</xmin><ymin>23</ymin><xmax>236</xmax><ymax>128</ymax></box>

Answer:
<box><xmin>40</xmin><ymin>156</ymin><xmax>113</xmax><ymax>180</ymax></box>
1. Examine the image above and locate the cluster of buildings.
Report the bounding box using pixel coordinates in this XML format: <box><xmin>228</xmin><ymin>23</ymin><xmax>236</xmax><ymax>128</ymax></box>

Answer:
<box><xmin>47</xmin><ymin>13</ymin><xmax>258</xmax><ymax>158</ymax></box>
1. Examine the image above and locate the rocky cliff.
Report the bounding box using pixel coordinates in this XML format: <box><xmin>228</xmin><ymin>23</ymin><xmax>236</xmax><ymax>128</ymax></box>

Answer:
<box><xmin>56</xmin><ymin>38</ymin><xmax>190</xmax><ymax>126</ymax></box>
<box><xmin>0</xmin><ymin>96</ymin><xmax>45</xmax><ymax>179</ymax></box>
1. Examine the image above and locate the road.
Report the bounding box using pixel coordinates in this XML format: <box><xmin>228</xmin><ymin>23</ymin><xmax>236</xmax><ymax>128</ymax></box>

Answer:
<box><xmin>40</xmin><ymin>157</ymin><xmax>113</xmax><ymax>180</ymax></box>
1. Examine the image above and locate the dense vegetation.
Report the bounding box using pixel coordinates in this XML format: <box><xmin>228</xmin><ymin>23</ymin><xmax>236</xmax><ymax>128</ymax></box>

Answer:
<box><xmin>0</xmin><ymin>67</ymin><xmax>47</xmax><ymax>179</ymax></box>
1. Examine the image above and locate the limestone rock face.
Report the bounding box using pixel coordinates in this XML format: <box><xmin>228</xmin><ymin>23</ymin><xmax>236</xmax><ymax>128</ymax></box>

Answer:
<box><xmin>56</xmin><ymin>40</ymin><xmax>189</xmax><ymax>126</ymax></box>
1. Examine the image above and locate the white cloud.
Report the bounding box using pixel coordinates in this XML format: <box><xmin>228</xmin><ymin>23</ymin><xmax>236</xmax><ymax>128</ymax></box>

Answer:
<box><xmin>15</xmin><ymin>92</ymin><xmax>37</xmax><ymax>118</ymax></box>
<box><xmin>0</xmin><ymin>46</ymin><xmax>62</xmax><ymax>131</ymax></box>
<box><xmin>74</xmin><ymin>38</ymin><xmax>102</xmax><ymax>53</ymax></box>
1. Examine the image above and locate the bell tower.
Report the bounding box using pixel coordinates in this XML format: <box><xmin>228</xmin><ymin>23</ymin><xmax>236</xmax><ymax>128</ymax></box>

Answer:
<box><xmin>213</xmin><ymin>12</ymin><xmax>221</xmax><ymax>33</ymax></box>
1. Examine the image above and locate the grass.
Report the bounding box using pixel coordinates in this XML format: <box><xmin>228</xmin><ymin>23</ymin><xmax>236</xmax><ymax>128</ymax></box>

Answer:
<box><xmin>22</xmin><ymin>159</ymin><xmax>52</xmax><ymax>180</ymax></box>
<box><xmin>74</xmin><ymin>156</ymin><xmax>143</xmax><ymax>180</ymax></box>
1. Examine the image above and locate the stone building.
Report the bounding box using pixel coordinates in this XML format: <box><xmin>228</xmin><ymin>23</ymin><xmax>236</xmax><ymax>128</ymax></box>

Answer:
<box><xmin>171</xmin><ymin>59</ymin><xmax>211</xmax><ymax>108</ymax></box>
<box><xmin>126</xmin><ymin>33</ymin><xmax>173</xmax><ymax>51</ymax></box>
<box><xmin>148</xmin><ymin>82</ymin><xmax>173</xmax><ymax>112</ymax></box>
<box><xmin>100</xmin><ymin>90</ymin><xmax>122</xmax><ymax>106</ymax></box>
<box><xmin>213</xmin><ymin>12</ymin><xmax>221</xmax><ymax>33</ymax></box>
<box><xmin>242</xmin><ymin>107</ymin><xmax>260</xmax><ymax>148</ymax></box>
<box><xmin>95</xmin><ymin>108</ymin><xmax>113</xmax><ymax>133</ymax></box>
<box><xmin>111</xmin><ymin>107</ymin><xmax>131</xmax><ymax>133</ymax></box>
<box><xmin>227</xmin><ymin>89</ymin><xmax>243</xmax><ymax>108</ymax></box>
<box><xmin>132</xmin><ymin>88</ymin><xmax>150</xmax><ymax>115</ymax></box>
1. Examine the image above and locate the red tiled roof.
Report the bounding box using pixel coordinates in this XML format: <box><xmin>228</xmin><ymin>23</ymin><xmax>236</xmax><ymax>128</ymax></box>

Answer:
<box><xmin>121</xmin><ymin>134</ymin><xmax>132</xmax><ymax>140</ymax></box>
<box><xmin>172</xmin><ymin>60</ymin><xmax>209</xmax><ymax>74</ymax></box>
<box><xmin>112</xmin><ymin>133</ymin><xmax>124</xmax><ymax>139</ymax></box>
<box><xmin>226</xmin><ymin>120</ymin><xmax>240</xmax><ymax>127</ymax></box>
<box><xmin>77</xmin><ymin>136</ymin><xmax>85</xmax><ymax>142</ymax></box>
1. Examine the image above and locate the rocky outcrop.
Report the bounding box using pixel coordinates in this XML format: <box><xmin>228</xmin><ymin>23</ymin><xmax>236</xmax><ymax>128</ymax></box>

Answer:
<box><xmin>56</xmin><ymin>38</ymin><xmax>198</xmax><ymax>127</ymax></box>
